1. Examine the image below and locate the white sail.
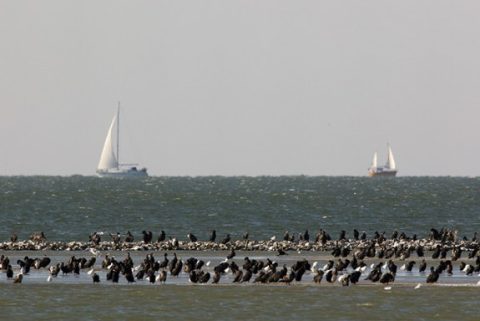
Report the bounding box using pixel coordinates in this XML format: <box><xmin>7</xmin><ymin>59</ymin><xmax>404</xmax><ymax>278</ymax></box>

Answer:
<box><xmin>97</xmin><ymin>114</ymin><xmax>118</xmax><ymax>170</ymax></box>
<box><xmin>386</xmin><ymin>145</ymin><xmax>396</xmax><ymax>170</ymax></box>
<box><xmin>371</xmin><ymin>152</ymin><xmax>378</xmax><ymax>168</ymax></box>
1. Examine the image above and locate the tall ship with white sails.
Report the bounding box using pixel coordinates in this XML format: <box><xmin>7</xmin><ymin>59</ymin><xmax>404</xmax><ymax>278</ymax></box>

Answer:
<box><xmin>96</xmin><ymin>104</ymin><xmax>148</xmax><ymax>178</ymax></box>
<box><xmin>368</xmin><ymin>144</ymin><xmax>397</xmax><ymax>177</ymax></box>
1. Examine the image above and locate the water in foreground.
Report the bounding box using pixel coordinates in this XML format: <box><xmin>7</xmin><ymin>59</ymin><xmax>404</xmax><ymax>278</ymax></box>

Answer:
<box><xmin>1</xmin><ymin>176</ymin><xmax>479</xmax><ymax>320</ymax></box>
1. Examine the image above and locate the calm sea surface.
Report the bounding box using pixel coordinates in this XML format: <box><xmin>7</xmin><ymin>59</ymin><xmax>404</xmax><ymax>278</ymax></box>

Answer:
<box><xmin>0</xmin><ymin>176</ymin><xmax>479</xmax><ymax>320</ymax></box>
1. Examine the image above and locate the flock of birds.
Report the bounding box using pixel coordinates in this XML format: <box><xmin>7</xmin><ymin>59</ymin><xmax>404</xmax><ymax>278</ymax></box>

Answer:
<box><xmin>2</xmin><ymin>227</ymin><xmax>480</xmax><ymax>288</ymax></box>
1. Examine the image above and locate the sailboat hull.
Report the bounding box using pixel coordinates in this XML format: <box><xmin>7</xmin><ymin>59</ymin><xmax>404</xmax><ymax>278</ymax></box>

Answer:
<box><xmin>96</xmin><ymin>168</ymin><xmax>148</xmax><ymax>178</ymax></box>
<box><xmin>368</xmin><ymin>168</ymin><xmax>397</xmax><ymax>177</ymax></box>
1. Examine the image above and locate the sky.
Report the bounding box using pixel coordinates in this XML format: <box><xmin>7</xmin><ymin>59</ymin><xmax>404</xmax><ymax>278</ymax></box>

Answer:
<box><xmin>0</xmin><ymin>0</ymin><xmax>479</xmax><ymax>176</ymax></box>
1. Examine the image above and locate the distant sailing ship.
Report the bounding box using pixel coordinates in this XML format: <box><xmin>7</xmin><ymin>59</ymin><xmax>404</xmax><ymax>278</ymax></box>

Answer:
<box><xmin>368</xmin><ymin>144</ymin><xmax>397</xmax><ymax>177</ymax></box>
<box><xmin>96</xmin><ymin>104</ymin><xmax>148</xmax><ymax>178</ymax></box>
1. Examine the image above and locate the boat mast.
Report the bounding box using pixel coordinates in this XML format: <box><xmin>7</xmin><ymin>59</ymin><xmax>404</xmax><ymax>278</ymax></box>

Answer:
<box><xmin>117</xmin><ymin>102</ymin><xmax>120</xmax><ymax>169</ymax></box>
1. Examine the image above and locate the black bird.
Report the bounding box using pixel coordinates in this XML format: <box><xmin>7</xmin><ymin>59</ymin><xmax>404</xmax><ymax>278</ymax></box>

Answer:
<box><xmin>243</xmin><ymin>232</ymin><xmax>249</xmax><ymax>240</ymax></box>
<box><xmin>212</xmin><ymin>272</ymin><xmax>221</xmax><ymax>284</ymax></box>
<box><xmin>187</xmin><ymin>233</ymin><xmax>197</xmax><ymax>242</ymax></box>
<box><xmin>339</xmin><ymin>230</ymin><xmax>346</xmax><ymax>241</ymax></box>
<box><xmin>432</xmin><ymin>246</ymin><xmax>441</xmax><ymax>259</ymax></box>
<box><xmin>283</xmin><ymin>231</ymin><xmax>290</xmax><ymax>241</ymax></box>
<box><xmin>92</xmin><ymin>273</ymin><xmax>100</xmax><ymax>283</ymax></box>
<box><xmin>157</xmin><ymin>230</ymin><xmax>166</xmax><ymax>242</ymax></box>
<box><xmin>426</xmin><ymin>266</ymin><xmax>439</xmax><ymax>283</ymax></box>
<box><xmin>168</xmin><ymin>253</ymin><xmax>178</xmax><ymax>273</ymax></box>
<box><xmin>325</xmin><ymin>269</ymin><xmax>337</xmax><ymax>283</ymax></box>
<box><xmin>10</xmin><ymin>233</ymin><xmax>18</xmax><ymax>243</ymax></box>
<box><xmin>125</xmin><ymin>271</ymin><xmax>135</xmax><ymax>283</ymax></box>
<box><xmin>241</xmin><ymin>269</ymin><xmax>252</xmax><ymax>283</ymax></box>
<box><xmin>148</xmin><ymin>271</ymin><xmax>156</xmax><ymax>283</ymax></box>
<box><xmin>221</xmin><ymin>234</ymin><xmax>231</xmax><ymax>244</ymax></box>
<box><xmin>353</xmin><ymin>229</ymin><xmax>359</xmax><ymax>240</ymax></box>
<box><xmin>158</xmin><ymin>253</ymin><xmax>169</xmax><ymax>269</ymax></box>
<box><xmin>418</xmin><ymin>259</ymin><xmax>427</xmax><ymax>273</ymax></box>
<box><xmin>198</xmin><ymin>272</ymin><xmax>210</xmax><ymax>283</ymax></box>
<box><xmin>142</xmin><ymin>231</ymin><xmax>153</xmax><ymax>244</ymax></box>
<box><xmin>209</xmin><ymin>230</ymin><xmax>216</xmax><ymax>242</ymax></box>
<box><xmin>277</xmin><ymin>249</ymin><xmax>287</xmax><ymax>256</ymax></box>
<box><xmin>34</xmin><ymin>257</ymin><xmax>51</xmax><ymax>269</ymax></box>
<box><xmin>304</xmin><ymin>230</ymin><xmax>310</xmax><ymax>242</ymax></box>
<box><xmin>17</xmin><ymin>259</ymin><xmax>31</xmax><ymax>275</ymax></box>
<box><xmin>349</xmin><ymin>271</ymin><xmax>362</xmax><ymax>284</ymax></box>
<box><xmin>416</xmin><ymin>246</ymin><xmax>425</xmax><ymax>257</ymax></box>
<box><xmin>379</xmin><ymin>272</ymin><xmax>395</xmax><ymax>284</ymax></box>
<box><xmin>233</xmin><ymin>270</ymin><xmax>243</xmax><ymax>283</ymax></box>
<box><xmin>6</xmin><ymin>265</ymin><xmax>13</xmax><ymax>279</ymax></box>
<box><xmin>366</xmin><ymin>267</ymin><xmax>382</xmax><ymax>283</ymax></box>
<box><xmin>227</xmin><ymin>249</ymin><xmax>236</xmax><ymax>260</ymax></box>
<box><xmin>125</xmin><ymin>231</ymin><xmax>134</xmax><ymax>242</ymax></box>
<box><xmin>404</xmin><ymin>261</ymin><xmax>416</xmax><ymax>272</ymax></box>
<box><xmin>171</xmin><ymin>261</ymin><xmax>183</xmax><ymax>276</ymax></box>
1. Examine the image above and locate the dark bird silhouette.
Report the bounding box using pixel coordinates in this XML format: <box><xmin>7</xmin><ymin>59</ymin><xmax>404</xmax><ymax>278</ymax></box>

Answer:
<box><xmin>168</xmin><ymin>253</ymin><xmax>178</xmax><ymax>273</ymax></box>
<box><xmin>353</xmin><ymin>229</ymin><xmax>359</xmax><ymax>240</ymax></box>
<box><xmin>404</xmin><ymin>261</ymin><xmax>416</xmax><ymax>272</ymax></box>
<box><xmin>157</xmin><ymin>230</ymin><xmax>166</xmax><ymax>242</ymax></box>
<box><xmin>426</xmin><ymin>267</ymin><xmax>439</xmax><ymax>283</ymax></box>
<box><xmin>34</xmin><ymin>257</ymin><xmax>51</xmax><ymax>269</ymax></box>
<box><xmin>92</xmin><ymin>273</ymin><xmax>100</xmax><ymax>283</ymax></box>
<box><xmin>304</xmin><ymin>230</ymin><xmax>310</xmax><ymax>242</ymax></box>
<box><xmin>171</xmin><ymin>261</ymin><xmax>183</xmax><ymax>277</ymax></box>
<box><xmin>325</xmin><ymin>269</ymin><xmax>337</xmax><ymax>283</ymax></box>
<box><xmin>142</xmin><ymin>231</ymin><xmax>153</xmax><ymax>244</ymax></box>
<box><xmin>241</xmin><ymin>269</ymin><xmax>252</xmax><ymax>283</ymax></box>
<box><xmin>233</xmin><ymin>270</ymin><xmax>243</xmax><ymax>283</ymax></box>
<box><xmin>158</xmin><ymin>253</ymin><xmax>169</xmax><ymax>269</ymax></box>
<box><xmin>227</xmin><ymin>249</ymin><xmax>236</xmax><ymax>260</ymax></box>
<box><xmin>198</xmin><ymin>272</ymin><xmax>210</xmax><ymax>283</ymax></box>
<box><xmin>209</xmin><ymin>230</ymin><xmax>216</xmax><ymax>242</ymax></box>
<box><xmin>125</xmin><ymin>271</ymin><xmax>135</xmax><ymax>283</ymax></box>
<box><xmin>125</xmin><ymin>231</ymin><xmax>134</xmax><ymax>242</ymax></box>
<box><xmin>187</xmin><ymin>233</ymin><xmax>197</xmax><ymax>242</ymax></box>
<box><xmin>349</xmin><ymin>271</ymin><xmax>362</xmax><ymax>284</ymax></box>
<box><xmin>10</xmin><ymin>233</ymin><xmax>18</xmax><ymax>243</ymax></box>
<box><xmin>6</xmin><ymin>265</ymin><xmax>13</xmax><ymax>279</ymax></box>
<box><xmin>221</xmin><ymin>234</ymin><xmax>231</xmax><ymax>244</ymax></box>
<box><xmin>379</xmin><ymin>272</ymin><xmax>395</xmax><ymax>284</ymax></box>
<box><xmin>419</xmin><ymin>259</ymin><xmax>427</xmax><ymax>273</ymax></box>
<box><xmin>212</xmin><ymin>271</ymin><xmax>221</xmax><ymax>284</ymax></box>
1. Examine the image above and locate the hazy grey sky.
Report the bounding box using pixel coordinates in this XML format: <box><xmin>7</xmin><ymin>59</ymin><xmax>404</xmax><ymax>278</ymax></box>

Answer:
<box><xmin>0</xmin><ymin>1</ymin><xmax>479</xmax><ymax>176</ymax></box>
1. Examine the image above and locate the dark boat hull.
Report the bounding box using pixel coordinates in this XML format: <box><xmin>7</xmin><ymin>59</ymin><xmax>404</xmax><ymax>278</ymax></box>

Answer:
<box><xmin>368</xmin><ymin>169</ymin><xmax>397</xmax><ymax>177</ymax></box>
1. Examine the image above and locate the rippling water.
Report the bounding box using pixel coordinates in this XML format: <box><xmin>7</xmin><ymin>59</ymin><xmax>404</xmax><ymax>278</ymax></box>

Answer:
<box><xmin>0</xmin><ymin>176</ymin><xmax>478</xmax><ymax>241</ymax></box>
<box><xmin>1</xmin><ymin>283</ymin><xmax>479</xmax><ymax>321</ymax></box>
<box><xmin>1</xmin><ymin>176</ymin><xmax>480</xmax><ymax>320</ymax></box>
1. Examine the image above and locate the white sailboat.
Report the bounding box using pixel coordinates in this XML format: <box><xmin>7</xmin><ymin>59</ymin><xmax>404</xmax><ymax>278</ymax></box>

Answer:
<box><xmin>368</xmin><ymin>144</ymin><xmax>397</xmax><ymax>177</ymax></box>
<box><xmin>96</xmin><ymin>104</ymin><xmax>148</xmax><ymax>178</ymax></box>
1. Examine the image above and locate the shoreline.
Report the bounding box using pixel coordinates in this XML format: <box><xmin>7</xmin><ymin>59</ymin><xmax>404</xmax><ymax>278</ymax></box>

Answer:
<box><xmin>1</xmin><ymin>238</ymin><xmax>477</xmax><ymax>252</ymax></box>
